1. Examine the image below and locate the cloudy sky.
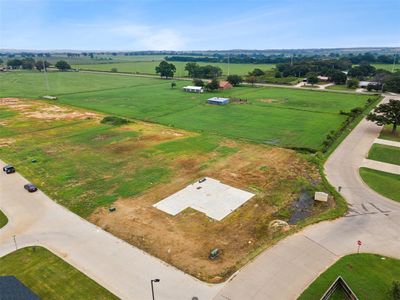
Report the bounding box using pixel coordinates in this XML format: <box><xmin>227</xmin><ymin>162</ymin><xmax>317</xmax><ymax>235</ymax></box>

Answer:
<box><xmin>0</xmin><ymin>0</ymin><xmax>399</xmax><ymax>51</ymax></box>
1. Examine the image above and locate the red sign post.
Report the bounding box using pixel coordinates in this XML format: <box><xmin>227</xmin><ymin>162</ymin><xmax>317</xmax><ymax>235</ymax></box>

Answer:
<box><xmin>357</xmin><ymin>240</ymin><xmax>362</xmax><ymax>253</ymax></box>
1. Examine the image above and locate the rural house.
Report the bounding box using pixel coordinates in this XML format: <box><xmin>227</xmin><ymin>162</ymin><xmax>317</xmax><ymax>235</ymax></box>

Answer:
<box><xmin>218</xmin><ymin>81</ymin><xmax>233</xmax><ymax>90</ymax></box>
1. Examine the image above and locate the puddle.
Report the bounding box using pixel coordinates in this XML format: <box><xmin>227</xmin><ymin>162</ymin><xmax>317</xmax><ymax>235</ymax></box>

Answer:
<box><xmin>289</xmin><ymin>190</ymin><xmax>314</xmax><ymax>224</ymax></box>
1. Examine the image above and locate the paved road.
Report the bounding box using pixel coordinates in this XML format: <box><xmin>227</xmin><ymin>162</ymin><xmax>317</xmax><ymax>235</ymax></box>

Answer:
<box><xmin>374</xmin><ymin>138</ymin><xmax>400</xmax><ymax>147</ymax></box>
<box><xmin>1</xmin><ymin>94</ymin><xmax>399</xmax><ymax>300</ymax></box>
<box><xmin>0</xmin><ymin>166</ymin><xmax>222</xmax><ymax>300</ymax></box>
<box><xmin>361</xmin><ymin>158</ymin><xmax>400</xmax><ymax>175</ymax></box>
<box><xmin>215</xmin><ymin>94</ymin><xmax>400</xmax><ymax>299</ymax></box>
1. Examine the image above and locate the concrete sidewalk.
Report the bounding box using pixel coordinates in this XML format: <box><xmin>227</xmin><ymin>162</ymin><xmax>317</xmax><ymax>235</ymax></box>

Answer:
<box><xmin>374</xmin><ymin>138</ymin><xmax>400</xmax><ymax>148</ymax></box>
<box><xmin>361</xmin><ymin>158</ymin><xmax>400</xmax><ymax>175</ymax></box>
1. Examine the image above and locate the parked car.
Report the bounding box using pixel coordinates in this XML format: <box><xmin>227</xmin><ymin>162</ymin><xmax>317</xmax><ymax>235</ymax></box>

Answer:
<box><xmin>2</xmin><ymin>165</ymin><xmax>15</xmax><ymax>174</ymax></box>
<box><xmin>24</xmin><ymin>184</ymin><xmax>38</xmax><ymax>193</ymax></box>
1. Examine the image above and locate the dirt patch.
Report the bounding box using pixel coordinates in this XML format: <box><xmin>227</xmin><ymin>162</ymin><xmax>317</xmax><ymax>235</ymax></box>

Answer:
<box><xmin>260</xmin><ymin>98</ymin><xmax>283</xmax><ymax>103</ymax></box>
<box><xmin>0</xmin><ymin>138</ymin><xmax>15</xmax><ymax>147</ymax></box>
<box><xmin>0</xmin><ymin>98</ymin><xmax>99</xmax><ymax>120</ymax></box>
<box><xmin>89</xmin><ymin>141</ymin><xmax>323</xmax><ymax>282</ymax></box>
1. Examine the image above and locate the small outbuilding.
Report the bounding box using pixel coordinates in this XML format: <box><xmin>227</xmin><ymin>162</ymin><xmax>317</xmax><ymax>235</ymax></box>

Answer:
<box><xmin>317</xmin><ymin>75</ymin><xmax>329</xmax><ymax>81</ymax></box>
<box><xmin>183</xmin><ymin>86</ymin><xmax>204</xmax><ymax>93</ymax></box>
<box><xmin>207</xmin><ymin>97</ymin><xmax>230</xmax><ymax>105</ymax></box>
<box><xmin>314</xmin><ymin>192</ymin><xmax>329</xmax><ymax>202</ymax></box>
<box><xmin>359</xmin><ymin>81</ymin><xmax>379</xmax><ymax>88</ymax></box>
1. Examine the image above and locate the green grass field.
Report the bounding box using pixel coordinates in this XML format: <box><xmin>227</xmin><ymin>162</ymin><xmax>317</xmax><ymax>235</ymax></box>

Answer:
<box><xmin>379</xmin><ymin>125</ymin><xmax>400</xmax><ymax>142</ymax></box>
<box><xmin>360</xmin><ymin>167</ymin><xmax>400</xmax><ymax>202</ymax></box>
<box><xmin>74</xmin><ymin>61</ymin><xmax>275</xmax><ymax>76</ymax></box>
<box><xmin>0</xmin><ymin>247</ymin><xmax>118</xmax><ymax>299</ymax></box>
<box><xmin>372</xmin><ymin>63</ymin><xmax>400</xmax><ymax>72</ymax></box>
<box><xmin>0</xmin><ymin>210</ymin><xmax>8</xmax><ymax>228</ymax></box>
<box><xmin>298</xmin><ymin>253</ymin><xmax>400</xmax><ymax>300</ymax></box>
<box><xmin>0</xmin><ymin>71</ymin><xmax>373</xmax><ymax>150</ymax></box>
<box><xmin>326</xmin><ymin>84</ymin><xmax>357</xmax><ymax>91</ymax></box>
<box><xmin>368</xmin><ymin>143</ymin><xmax>400</xmax><ymax>165</ymax></box>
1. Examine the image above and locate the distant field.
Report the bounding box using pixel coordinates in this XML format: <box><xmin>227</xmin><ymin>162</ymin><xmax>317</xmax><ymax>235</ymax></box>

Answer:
<box><xmin>372</xmin><ymin>63</ymin><xmax>400</xmax><ymax>72</ymax></box>
<box><xmin>299</xmin><ymin>253</ymin><xmax>400</xmax><ymax>300</ymax></box>
<box><xmin>74</xmin><ymin>61</ymin><xmax>276</xmax><ymax>76</ymax></box>
<box><xmin>0</xmin><ymin>71</ymin><xmax>372</xmax><ymax>150</ymax></box>
<box><xmin>0</xmin><ymin>247</ymin><xmax>118</xmax><ymax>299</ymax></box>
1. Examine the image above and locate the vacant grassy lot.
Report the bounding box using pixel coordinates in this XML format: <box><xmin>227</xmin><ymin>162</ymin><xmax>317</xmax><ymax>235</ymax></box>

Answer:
<box><xmin>0</xmin><ymin>72</ymin><xmax>373</xmax><ymax>150</ymax></box>
<box><xmin>74</xmin><ymin>61</ymin><xmax>275</xmax><ymax>76</ymax></box>
<box><xmin>0</xmin><ymin>209</ymin><xmax>8</xmax><ymax>228</ymax></box>
<box><xmin>0</xmin><ymin>247</ymin><xmax>118</xmax><ymax>299</ymax></box>
<box><xmin>0</xmin><ymin>98</ymin><xmax>338</xmax><ymax>281</ymax></box>
<box><xmin>368</xmin><ymin>143</ymin><xmax>400</xmax><ymax>165</ymax></box>
<box><xmin>360</xmin><ymin>167</ymin><xmax>400</xmax><ymax>202</ymax></box>
<box><xmin>298</xmin><ymin>253</ymin><xmax>400</xmax><ymax>300</ymax></box>
<box><xmin>372</xmin><ymin>63</ymin><xmax>400</xmax><ymax>72</ymax></box>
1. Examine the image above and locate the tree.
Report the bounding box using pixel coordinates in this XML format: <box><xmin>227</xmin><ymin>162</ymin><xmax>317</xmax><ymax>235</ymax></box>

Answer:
<box><xmin>171</xmin><ymin>81</ymin><xmax>176</xmax><ymax>89</ymax></box>
<box><xmin>384</xmin><ymin>72</ymin><xmax>400</xmax><ymax>93</ymax></box>
<box><xmin>193</xmin><ymin>79</ymin><xmax>205</xmax><ymax>87</ymax></box>
<box><xmin>55</xmin><ymin>60</ymin><xmax>71</xmax><ymax>71</ymax></box>
<box><xmin>111</xmin><ymin>68</ymin><xmax>118</xmax><ymax>72</ymax></box>
<box><xmin>367</xmin><ymin>99</ymin><xmax>400</xmax><ymax>135</ymax></box>
<box><xmin>6</xmin><ymin>59</ymin><xmax>22</xmax><ymax>69</ymax></box>
<box><xmin>185</xmin><ymin>62</ymin><xmax>200</xmax><ymax>78</ymax></box>
<box><xmin>245</xmin><ymin>75</ymin><xmax>257</xmax><ymax>86</ymax></box>
<box><xmin>347</xmin><ymin>78</ymin><xmax>359</xmax><ymax>88</ymax></box>
<box><xmin>330</xmin><ymin>70</ymin><xmax>347</xmax><ymax>84</ymax></box>
<box><xmin>227</xmin><ymin>74</ymin><xmax>242</xmax><ymax>86</ymax></box>
<box><xmin>205</xmin><ymin>79</ymin><xmax>220</xmax><ymax>91</ymax></box>
<box><xmin>155</xmin><ymin>61</ymin><xmax>176</xmax><ymax>78</ymax></box>
<box><xmin>35</xmin><ymin>60</ymin><xmax>50</xmax><ymax>71</ymax></box>
<box><xmin>249</xmin><ymin>68</ymin><xmax>265</xmax><ymax>76</ymax></box>
<box><xmin>21</xmin><ymin>58</ymin><xmax>35</xmax><ymax>70</ymax></box>
<box><xmin>0</xmin><ymin>58</ymin><xmax>3</xmax><ymax>65</ymax></box>
<box><xmin>393</xmin><ymin>281</ymin><xmax>400</xmax><ymax>300</ymax></box>
<box><xmin>306</xmin><ymin>72</ymin><xmax>318</xmax><ymax>85</ymax></box>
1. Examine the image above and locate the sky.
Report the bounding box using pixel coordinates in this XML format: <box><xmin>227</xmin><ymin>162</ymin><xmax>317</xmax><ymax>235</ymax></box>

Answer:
<box><xmin>0</xmin><ymin>0</ymin><xmax>399</xmax><ymax>51</ymax></box>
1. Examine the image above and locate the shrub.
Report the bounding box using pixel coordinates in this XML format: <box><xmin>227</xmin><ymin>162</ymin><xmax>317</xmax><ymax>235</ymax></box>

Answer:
<box><xmin>100</xmin><ymin>116</ymin><xmax>130</xmax><ymax>126</ymax></box>
<box><xmin>393</xmin><ymin>281</ymin><xmax>400</xmax><ymax>300</ymax></box>
<box><xmin>111</xmin><ymin>68</ymin><xmax>118</xmax><ymax>72</ymax></box>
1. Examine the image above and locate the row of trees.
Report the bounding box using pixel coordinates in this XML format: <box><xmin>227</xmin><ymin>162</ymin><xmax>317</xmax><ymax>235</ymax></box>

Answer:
<box><xmin>184</xmin><ymin>62</ymin><xmax>222</xmax><ymax>79</ymax></box>
<box><xmin>4</xmin><ymin>58</ymin><xmax>71</xmax><ymax>71</ymax></box>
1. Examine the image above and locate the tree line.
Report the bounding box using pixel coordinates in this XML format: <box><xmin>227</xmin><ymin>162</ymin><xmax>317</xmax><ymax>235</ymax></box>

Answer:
<box><xmin>4</xmin><ymin>58</ymin><xmax>72</xmax><ymax>71</ymax></box>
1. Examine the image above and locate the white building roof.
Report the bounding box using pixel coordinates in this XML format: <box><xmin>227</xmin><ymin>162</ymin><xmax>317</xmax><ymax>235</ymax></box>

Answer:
<box><xmin>207</xmin><ymin>97</ymin><xmax>229</xmax><ymax>103</ymax></box>
<box><xmin>183</xmin><ymin>86</ymin><xmax>203</xmax><ymax>90</ymax></box>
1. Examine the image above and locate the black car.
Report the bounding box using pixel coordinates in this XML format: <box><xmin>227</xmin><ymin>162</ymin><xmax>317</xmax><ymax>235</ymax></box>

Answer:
<box><xmin>3</xmin><ymin>165</ymin><xmax>15</xmax><ymax>174</ymax></box>
<box><xmin>24</xmin><ymin>184</ymin><xmax>38</xmax><ymax>193</ymax></box>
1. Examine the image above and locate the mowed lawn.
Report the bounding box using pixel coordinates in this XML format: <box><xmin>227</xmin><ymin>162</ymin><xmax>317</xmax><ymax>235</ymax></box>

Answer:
<box><xmin>368</xmin><ymin>143</ymin><xmax>400</xmax><ymax>165</ymax></box>
<box><xmin>298</xmin><ymin>253</ymin><xmax>400</xmax><ymax>300</ymax></box>
<box><xmin>0</xmin><ymin>247</ymin><xmax>118</xmax><ymax>300</ymax></box>
<box><xmin>0</xmin><ymin>71</ymin><xmax>372</xmax><ymax>150</ymax></box>
<box><xmin>0</xmin><ymin>209</ymin><xmax>8</xmax><ymax>228</ymax></box>
<box><xmin>360</xmin><ymin>167</ymin><xmax>400</xmax><ymax>202</ymax></box>
<box><xmin>74</xmin><ymin>61</ymin><xmax>275</xmax><ymax>76</ymax></box>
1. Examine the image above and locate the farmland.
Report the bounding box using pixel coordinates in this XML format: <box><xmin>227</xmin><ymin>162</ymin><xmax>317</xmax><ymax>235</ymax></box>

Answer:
<box><xmin>0</xmin><ymin>96</ymin><xmax>337</xmax><ymax>281</ymax></box>
<box><xmin>0</xmin><ymin>72</ymin><xmax>374</xmax><ymax>151</ymax></box>
<box><xmin>74</xmin><ymin>61</ymin><xmax>275</xmax><ymax>76</ymax></box>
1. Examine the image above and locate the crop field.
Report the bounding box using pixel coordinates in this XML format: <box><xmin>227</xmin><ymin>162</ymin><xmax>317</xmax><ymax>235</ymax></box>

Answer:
<box><xmin>0</xmin><ymin>97</ymin><xmax>336</xmax><ymax>281</ymax></box>
<box><xmin>0</xmin><ymin>72</ymin><xmax>373</xmax><ymax>151</ymax></box>
<box><xmin>73</xmin><ymin>61</ymin><xmax>276</xmax><ymax>76</ymax></box>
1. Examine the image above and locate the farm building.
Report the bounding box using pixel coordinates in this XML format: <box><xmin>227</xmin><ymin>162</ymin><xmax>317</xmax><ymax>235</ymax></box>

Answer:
<box><xmin>359</xmin><ymin>81</ymin><xmax>379</xmax><ymax>88</ymax></box>
<box><xmin>219</xmin><ymin>81</ymin><xmax>233</xmax><ymax>90</ymax></box>
<box><xmin>207</xmin><ymin>97</ymin><xmax>230</xmax><ymax>105</ymax></box>
<box><xmin>317</xmin><ymin>75</ymin><xmax>329</xmax><ymax>81</ymax></box>
<box><xmin>183</xmin><ymin>86</ymin><xmax>204</xmax><ymax>93</ymax></box>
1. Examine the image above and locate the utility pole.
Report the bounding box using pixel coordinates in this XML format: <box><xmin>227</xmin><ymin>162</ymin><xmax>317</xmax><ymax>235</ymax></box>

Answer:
<box><xmin>42</xmin><ymin>60</ymin><xmax>49</xmax><ymax>91</ymax></box>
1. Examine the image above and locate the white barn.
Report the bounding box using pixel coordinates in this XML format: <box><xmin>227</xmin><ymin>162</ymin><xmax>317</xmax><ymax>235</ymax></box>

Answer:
<box><xmin>183</xmin><ymin>86</ymin><xmax>204</xmax><ymax>93</ymax></box>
